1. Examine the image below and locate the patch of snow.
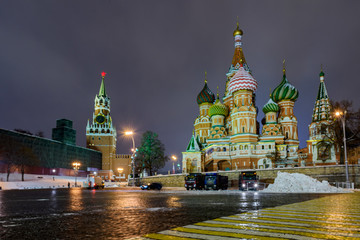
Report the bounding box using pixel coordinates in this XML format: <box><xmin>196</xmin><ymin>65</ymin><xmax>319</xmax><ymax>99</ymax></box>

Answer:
<box><xmin>0</xmin><ymin>173</ymin><xmax>86</xmax><ymax>190</ymax></box>
<box><xmin>262</xmin><ymin>172</ymin><xmax>350</xmax><ymax>193</ymax></box>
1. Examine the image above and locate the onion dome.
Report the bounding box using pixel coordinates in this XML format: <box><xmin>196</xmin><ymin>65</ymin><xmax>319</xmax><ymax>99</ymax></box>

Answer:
<box><xmin>233</xmin><ymin>21</ymin><xmax>243</xmax><ymax>36</ymax></box>
<box><xmin>262</xmin><ymin>97</ymin><xmax>279</xmax><ymax>114</ymax></box>
<box><xmin>271</xmin><ymin>63</ymin><xmax>299</xmax><ymax>102</ymax></box>
<box><xmin>228</xmin><ymin>63</ymin><xmax>257</xmax><ymax>94</ymax></box>
<box><xmin>209</xmin><ymin>92</ymin><xmax>228</xmax><ymax>117</ymax></box>
<box><xmin>196</xmin><ymin>73</ymin><xmax>215</xmax><ymax>105</ymax></box>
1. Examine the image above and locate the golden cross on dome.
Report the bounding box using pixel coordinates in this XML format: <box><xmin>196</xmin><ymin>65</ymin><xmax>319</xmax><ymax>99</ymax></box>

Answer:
<box><xmin>204</xmin><ymin>71</ymin><xmax>207</xmax><ymax>83</ymax></box>
<box><xmin>321</xmin><ymin>64</ymin><xmax>323</xmax><ymax>72</ymax></box>
<box><xmin>269</xmin><ymin>88</ymin><xmax>272</xmax><ymax>97</ymax></box>
<box><xmin>282</xmin><ymin>59</ymin><xmax>286</xmax><ymax>74</ymax></box>
<box><xmin>217</xmin><ymin>86</ymin><xmax>219</xmax><ymax>98</ymax></box>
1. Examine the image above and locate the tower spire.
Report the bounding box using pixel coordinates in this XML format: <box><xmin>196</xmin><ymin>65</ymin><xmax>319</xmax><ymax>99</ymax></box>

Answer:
<box><xmin>282</xmin><ymin>59</ymin><xmax>286</xmax><ymax>75</ymax></box>
<box><xmin>99</xmin><ymin>72</ymin><xmax>107</xmax><ymax>97</ymax></box>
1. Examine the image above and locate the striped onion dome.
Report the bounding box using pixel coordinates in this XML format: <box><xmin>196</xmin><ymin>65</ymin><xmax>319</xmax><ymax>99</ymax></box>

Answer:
<box><xmin>209</xmin><ymin>98</ymin><xmax>228</xmax><ymax>117</ymax></box>
<box><xmin>197</xmin><ymin>81</ymin><xmax>215</xmax><ymax>105</ymax></box>
<box><xmin>228</xmin><ymin>66</ymin><xmax>257</xmax><ymax>94</ymax></box>
<box><xmin>262</xmin><ymin>98</ymin><xmax>279</xmax><ymax>114</ymax></box>
<box><xmin>271</xmin><ymin>73</ymin><xmax>299</xmax><ymax>102</ymax></box>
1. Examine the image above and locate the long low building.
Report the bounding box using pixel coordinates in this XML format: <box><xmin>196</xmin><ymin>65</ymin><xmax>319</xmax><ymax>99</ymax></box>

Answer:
<box><xmin>0</xmin><ymin>119</ymin><xmax>102</xmax><ymax>175</ymax></box>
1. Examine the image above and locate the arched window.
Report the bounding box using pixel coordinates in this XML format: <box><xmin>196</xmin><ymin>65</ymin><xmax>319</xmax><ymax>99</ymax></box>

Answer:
<box><xmin>262</xmin><ymin>145</ymin><xmax>264</xmax><ymax>150</ymax></box>
<box><xmin>223</xmin><ymin>147</ymin><xmax>226</xmax><ymax>152</ymax></box>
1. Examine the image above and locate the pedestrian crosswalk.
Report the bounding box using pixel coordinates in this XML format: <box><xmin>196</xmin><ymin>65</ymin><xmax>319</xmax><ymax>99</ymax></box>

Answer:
<box><xmin>139</xmin><ymin>192</ymin><xmax>360</xmax><ymax>239</ymax></box>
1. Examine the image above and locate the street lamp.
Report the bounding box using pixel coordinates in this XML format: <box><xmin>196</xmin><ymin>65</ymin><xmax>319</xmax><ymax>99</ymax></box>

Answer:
<box><xmin>335</xmin><ymin>110</ymin><xmax>349</xmax><ymax>187</ymax></box>
<box><xmin>125</xmin><ymin>131</ymin><xmax>136</xmax><ymax>186</ymax></box>
<box><xmin>72</xmin><ymin>162</ymin><xmax>81</xmax><ymax>187</ymax></box>
<box><xmin>171</xmin><ymin>155</ymin><xmax>177</xmax><ymax>174</ymax></box>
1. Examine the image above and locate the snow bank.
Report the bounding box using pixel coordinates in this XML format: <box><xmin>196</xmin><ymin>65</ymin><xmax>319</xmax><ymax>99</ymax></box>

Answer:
<box><xmin>262</xmin><ymin>172</ymin><xmax>349</xmax><ymax>193</ymax></box>
<box><xmin>0</xmin><ymin>173</ymin><xmax>86</xmax><ymax>190</ymax></box>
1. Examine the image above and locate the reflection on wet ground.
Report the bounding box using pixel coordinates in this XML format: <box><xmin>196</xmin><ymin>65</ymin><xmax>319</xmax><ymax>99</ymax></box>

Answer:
<box><xmin>0</xmin><ymin>189</ymin><xmax>332</xmax><ymax>239</ymax></box>
<box><xmin>142</xmin><ymin>192</ymin><xmax>360</xmax><ymax>240</ymax></box>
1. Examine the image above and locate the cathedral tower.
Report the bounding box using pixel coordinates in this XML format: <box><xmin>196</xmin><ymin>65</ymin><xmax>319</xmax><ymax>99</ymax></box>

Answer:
<box><xmin>307</xmin><ymin>69</ymin><xmax>336</xmax><ymax>165</ymax></box>
<box><xmin>194</xmin><ymin>73</ymin><xmax>215</xmax><ymax>144</ymax></box>
<box><xmin>86</xmin><ymin>72</ymin><xmax>117</xmax><ymax>170</ymax></box>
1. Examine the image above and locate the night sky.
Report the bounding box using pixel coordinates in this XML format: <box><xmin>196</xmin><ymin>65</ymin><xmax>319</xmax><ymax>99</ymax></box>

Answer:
<box><xmin>1</xmin><ymin>1</ymin><xmax>360</xmax><ymax>171</ymax></box>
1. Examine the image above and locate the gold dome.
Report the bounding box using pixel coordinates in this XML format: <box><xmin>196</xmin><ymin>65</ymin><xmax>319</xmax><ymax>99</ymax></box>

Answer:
<box><xmin>233</xmin><ymin>22</ymin><xmax>243</xmax><ymax>36</ymax></box>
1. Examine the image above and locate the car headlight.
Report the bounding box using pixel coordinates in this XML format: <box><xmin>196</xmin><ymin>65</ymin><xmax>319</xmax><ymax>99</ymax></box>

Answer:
<box><xmin>194</xmin><ymin>184</ymin><xmax>196</xmax><ymax>187</ymax></box>
<box><xmin>254</xmin><ymin>184</ymin><xmax>258</xmax><ymax>187</ymax></box>
<box><xmin>242</xmin><ymin>184</ymin><xmax>246</xmax><ymax>187</ymax></box>
<box><xmin>185</xmin><ymin>184</ymin><xmax>187</xmax><ymax>187</ymax></box>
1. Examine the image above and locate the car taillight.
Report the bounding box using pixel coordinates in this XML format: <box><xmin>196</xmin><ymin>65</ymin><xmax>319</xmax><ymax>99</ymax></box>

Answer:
<box><xmin>94</xmin><ymin>184</ymin><xmax>96</xmax><ymax>186</ymax></box>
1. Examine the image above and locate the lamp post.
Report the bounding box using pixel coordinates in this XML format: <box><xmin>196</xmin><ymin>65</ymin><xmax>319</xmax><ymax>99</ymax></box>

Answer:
<box><xmin>335</xmin><ymin>111</ymin><xmax>349</xmax><ymax>186</ymax></box>
<box><xmin>171</xmin><ymin>155</ymin><xmax>177</xmax><ymax>174</ymax></box>
<box><xmin>125</xmin><ymin>131</ymin><xmax>136</xmax><ymax>186</ymax></box>
<box><xmin>72</xmin><ymin>162</ymin><xmax>81</xmax><ymax>187</ymax></box>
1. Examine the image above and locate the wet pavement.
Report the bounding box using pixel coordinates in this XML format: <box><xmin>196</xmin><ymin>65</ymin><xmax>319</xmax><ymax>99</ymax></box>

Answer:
<box><xmin>0</xmin><ymin>188</ymin><xmax>335</xmax><ymax>239</ymax></box>
<box><xmin>141</xmin><ymin>192</ymin><xmax>360</xmax><ymax>240</ymax></box>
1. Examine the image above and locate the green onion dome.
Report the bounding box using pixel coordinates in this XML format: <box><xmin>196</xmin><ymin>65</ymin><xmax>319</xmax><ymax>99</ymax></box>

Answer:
<box><xmin>197</xmin><ymin>80</ymin><xmax>215</xmax><ymax>105</ymax></box>
<box><xmin>209</xmin><ymin>98</ymin><xmax>228</xmax><ymax>117</ymax></box>
<box><xmin>262</xmin><ymin>98</ymin><xmax>279</xmax><ymax>114</ymax></box>
<box><xmin>271</xmin><ymin>71</ymin><xmax>299</xmax><ymax>102</ymax></box>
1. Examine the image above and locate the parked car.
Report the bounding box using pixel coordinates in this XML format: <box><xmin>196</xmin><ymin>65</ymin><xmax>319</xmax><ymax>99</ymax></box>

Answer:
<box><xmin>140</xmin><ymin>182</ymin><xmax>162</xmax><ymax>190</ymax></box>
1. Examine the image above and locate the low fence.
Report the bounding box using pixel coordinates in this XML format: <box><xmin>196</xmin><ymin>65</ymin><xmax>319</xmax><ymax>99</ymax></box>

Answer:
<box><xmin>142</xmin><ymin>165</ymin><xmax>360</xmax><ymax>188</ymax></box>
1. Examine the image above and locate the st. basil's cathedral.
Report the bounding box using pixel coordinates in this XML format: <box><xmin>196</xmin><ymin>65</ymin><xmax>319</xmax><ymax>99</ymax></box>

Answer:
<box><xmin>182</xmin><ymin>23</ymin><xmax>336</xmax><ymax>173</ymax></box>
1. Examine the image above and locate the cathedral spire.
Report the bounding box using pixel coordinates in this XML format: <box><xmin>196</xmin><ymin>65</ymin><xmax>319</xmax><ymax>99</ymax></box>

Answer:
<box><xmin>98</xmin><ymin>72</ymin><xmax>107</xmax><ymax>97</ymax></box>
<box><xmin>312</xmin><ymin>67</ymin><xmax>331</xmax><ymax>122</ymax></box>
<box><xmin>230</xmin><ymin>20</ymin><xmax>250</xmax><ymax>73</ymax></box>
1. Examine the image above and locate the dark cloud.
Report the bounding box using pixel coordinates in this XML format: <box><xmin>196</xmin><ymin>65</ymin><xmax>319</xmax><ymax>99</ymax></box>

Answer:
<box><xmin>1</xmin><ymin>1</ymin><xmax>359</xmax><ymax>171</ymax></box>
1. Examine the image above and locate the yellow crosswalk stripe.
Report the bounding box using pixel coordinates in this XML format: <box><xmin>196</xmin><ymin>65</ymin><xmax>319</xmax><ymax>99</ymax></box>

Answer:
<box><xmin>196</xmin><ymin>221</ymin><xmax>360</xmax><ymax>239</ymax></box>
<box><xmin>261</xmin><ymin>209</ymin><xmax>360</xmax><ymax>218</ymax></box>
<box><xmin>144</xmin><ymin>233</ymin><xmax>197</xmax><ymax>240</ymax></box>
<box><xmin>242</xmin><ymin>212</ymin><xmax>360</xmax><ymax>224</ymax></box>
<box><xmin>173</xmin><ymin>226</ymin><xmax>286</xmax><ymax>240</ymax></box>
<box><xmin>260</xmin><ymin>209</ymin><xmax>360</xmax><ymax>220</ymax></box>
<box><xmin>207</xmin><ymin>217</ymin><xmax>360</xmax><ymax>236</ymax></box>
<box><xmin>226</xmin><ymin>216</ymin><xmax>360</xmax><ymax>230</ymax></box>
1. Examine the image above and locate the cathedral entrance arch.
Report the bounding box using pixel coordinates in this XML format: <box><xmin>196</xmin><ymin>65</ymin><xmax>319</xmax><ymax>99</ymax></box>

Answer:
<box><xmin>205</xmin><ymin>160</ymin><xmax>214</xmax><ymax>172</ymax></box>
<box><xmin>217</xmin><ymin>160</ymin><xmax>231</xmax><ymax>171</ymax></box>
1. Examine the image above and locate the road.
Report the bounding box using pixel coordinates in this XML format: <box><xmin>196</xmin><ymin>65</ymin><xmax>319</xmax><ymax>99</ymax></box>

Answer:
<box><xmin>0</xmin><ymin>188</ymin><xmax>331</xmax><ymax>239</ymax></box>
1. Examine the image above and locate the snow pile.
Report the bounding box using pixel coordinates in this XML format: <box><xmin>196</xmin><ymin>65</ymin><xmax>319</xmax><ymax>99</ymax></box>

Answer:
<box><xmin>0</xmin><ymin>173</ymin><xmax>86</xmax><ymax>190</ymax></box>
<box><xmin>263</xmin><ymin>172</ymin><xmax>349</xmax><ymax>193</ymax></box>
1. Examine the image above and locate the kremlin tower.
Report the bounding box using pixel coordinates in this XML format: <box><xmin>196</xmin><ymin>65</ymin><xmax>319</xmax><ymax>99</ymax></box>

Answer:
<box><xmin>86</xmin><ymin>72</ymin><xmax>132</xmax><ymax>180</ymax></box>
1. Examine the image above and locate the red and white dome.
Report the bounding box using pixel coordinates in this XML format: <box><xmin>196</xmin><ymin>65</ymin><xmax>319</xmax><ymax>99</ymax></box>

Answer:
<box><xmin>228</xmin><ymin>66</ymin><xmax>257</xmax><ymax>94</ymax></box>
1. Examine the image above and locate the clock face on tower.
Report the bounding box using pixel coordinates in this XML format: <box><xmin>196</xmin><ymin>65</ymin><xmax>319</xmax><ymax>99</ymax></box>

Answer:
<box><xmin>95</xmin><ymin>114</ymin><xmax>106</xmax><ymax>124</ymax></box>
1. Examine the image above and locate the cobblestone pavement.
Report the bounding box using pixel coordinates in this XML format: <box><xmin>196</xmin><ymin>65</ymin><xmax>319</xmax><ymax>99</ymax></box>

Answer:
<box><xmin>137</xmin><ymin>192</ymin><xmax>360</xmax><ymax>239</ymax></box>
